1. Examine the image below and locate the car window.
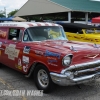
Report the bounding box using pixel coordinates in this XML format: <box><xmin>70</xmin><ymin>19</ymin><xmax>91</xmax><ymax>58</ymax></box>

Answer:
<box><xmin>85</xmin><ymin>29</ymin><xmax>95</xmax><ymax>34</ymax></box>
<box><xmin>8</xmin><ymin>28</ymin><xmax>22</xmax><ymax>41</ymax></box>
<box><xmin>95</xmin><ymin>29</ymin><xmax>100</xmax><ymax>33</ymax></box>
<box><xmin>23</xmin><ymin>26</ymin><xmax>67</xmax><ymax>41</ymax></box>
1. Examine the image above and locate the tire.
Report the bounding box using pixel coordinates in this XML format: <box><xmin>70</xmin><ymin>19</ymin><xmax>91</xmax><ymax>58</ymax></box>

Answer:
<box><xmin>33</xmin><ymin>64</ymin><xmax>54</xmax><ymax>93</ymax></box>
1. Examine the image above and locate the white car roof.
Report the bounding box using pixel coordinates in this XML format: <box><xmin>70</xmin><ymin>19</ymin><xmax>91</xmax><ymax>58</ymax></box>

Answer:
<box><xmin>0</xmin><ymin>22</ymin><xmax>61</xmax><ymax>28</ymax></box>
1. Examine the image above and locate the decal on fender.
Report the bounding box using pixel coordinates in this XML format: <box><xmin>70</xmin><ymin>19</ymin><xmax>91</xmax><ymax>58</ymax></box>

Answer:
<box><xmin>15</xmin><ymin>58</ymin><xmax>22</xmax><ymax>70</ymax></box>
<box><xmin>22</xmin><ymin>56</ymin><xmax>29</xmax><ymax>64</ymax></box>
<box><xmin>34</xmin><ymin>50</ymin><xmax>44</xmax><ymax>56</ymax></box>
<box><xmin>23</xmin><ymin>64</ymin><xmax>28</xmax><ymax>72</ymax></box>
<box><xmin>23</xmin><ymin>46</ymin><xmax>30</xmax><ymax>54</ymax></box>
<box><xmin>45</xmin><ymin>50</ymin><xmax>61</xmax><ymax>59</ymax></box>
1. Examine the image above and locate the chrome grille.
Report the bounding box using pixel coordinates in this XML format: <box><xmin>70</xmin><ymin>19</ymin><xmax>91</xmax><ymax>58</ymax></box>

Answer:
<box><xmin>63</xmin><ymin>60</ymin><xmax>100</xmax><ymax>78</ymax></box>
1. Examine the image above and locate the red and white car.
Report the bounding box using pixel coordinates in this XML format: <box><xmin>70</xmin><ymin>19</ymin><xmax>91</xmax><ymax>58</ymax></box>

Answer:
<box><xmin>0</xmin><ymin>22</ymin><xmax>100</xmax><ymax>93</ymax></box>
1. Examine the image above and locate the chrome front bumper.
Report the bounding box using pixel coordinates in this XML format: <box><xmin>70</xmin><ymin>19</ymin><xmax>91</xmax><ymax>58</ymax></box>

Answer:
<box><xmin>50</xmin><ymin>60</ymin><xmax>100</xmax><ymax>86</ymax></box>
<box><xmin>50</xmin><ymin>72</ymin><xmax>100</xmax><ymax>86</ymax></box>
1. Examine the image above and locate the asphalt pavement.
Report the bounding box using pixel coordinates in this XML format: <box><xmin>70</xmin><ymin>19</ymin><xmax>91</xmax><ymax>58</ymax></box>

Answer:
<box><xmin>0</xmin><ymin>64</ymin><xmax>100</xmax><ymax>100</ymax></box>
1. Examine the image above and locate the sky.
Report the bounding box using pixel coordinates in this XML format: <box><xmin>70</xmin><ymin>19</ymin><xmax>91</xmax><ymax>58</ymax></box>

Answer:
<box><xmin>0</xmin><ymin>0</ymin><xmax>28</xmax><ymax>15</ymax></box>
<box><xmin>0</xmin><ymin>0</ymin><xmax>100</xmax><ymax>16</ymax></box>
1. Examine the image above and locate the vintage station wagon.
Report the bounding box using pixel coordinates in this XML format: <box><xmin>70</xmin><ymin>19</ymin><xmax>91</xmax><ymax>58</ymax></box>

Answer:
<box><xmin>0</xmin><ymin>22</ymin><xmax>100</xmax><ymax>93</ymax></box>
<box><xmin>58</xmin><ymin>23</ymin><xmax>100</xmax><ymax>44</ymax></box>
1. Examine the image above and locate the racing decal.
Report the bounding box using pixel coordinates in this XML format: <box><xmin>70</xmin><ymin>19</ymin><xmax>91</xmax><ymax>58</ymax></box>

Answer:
<box><xmin>5</xmin><ymin>44</ymin><xmax>20</xmax><ymax>60</ymax></box>
<box><xmin>22</xmin><ymin>56</ymin><xmax>29</xmax><ymax>64</ymax></box>
<box><xmin>44</xmin><ymin>50</ymin><xmax>61</xmax><ymax>59</ymax></box>
<box><xmin>15</xmin><ymin>58</ymin><xmax>22</xmax><ymax>70</ymax></box>
<box><xmin>23</xmin><ymin>64</ymin><xmax>28</xmax><ymax>72</ymax></box>
<box><xmin>48</xmin><ymin>60</ymin><xmax>58</xmax><ymax>66</ymax></box>
<box><xmin>18</xmin><ymin>58</ymin><xmax>22</xmax><ymax>66</ymax></box>
<box><xmin>48</xmin><ymin>59</ymin><xmax>57</xmax><ymax>63</ymax></box>
<box><xmin>47</xmin><ymin>57</ymin><xmax>58</xmax><ymax>66</ymax></box>
<box><xmin>0</xmin><ymin>30</ymin><xmax>6</xmax><ymax>38</ymax></box>
<box><xmin>34</xmin><ymin>50</ymin><xmax>44</xmax><ymax>56</ymax></box>
<box><xmin>23</xmin><ymin>46</ymin><xmax>30</xmax><ymax>54</ymax></box>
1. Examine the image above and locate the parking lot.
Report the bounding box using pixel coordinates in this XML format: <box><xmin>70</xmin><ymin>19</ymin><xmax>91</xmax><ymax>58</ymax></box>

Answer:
<box><xmin>0</xmin><ymin>64</ymin><xmax>100</xmax><ymax>100</ymax></box>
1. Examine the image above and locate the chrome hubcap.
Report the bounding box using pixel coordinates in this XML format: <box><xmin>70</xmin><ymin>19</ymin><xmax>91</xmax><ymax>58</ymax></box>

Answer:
<box><xmin>38</xmin><ymin>69</ymin><xmax>49</xmax><ymax>88</ymax></box>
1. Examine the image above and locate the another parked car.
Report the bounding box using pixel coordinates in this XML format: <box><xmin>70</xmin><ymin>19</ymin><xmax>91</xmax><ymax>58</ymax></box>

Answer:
<box><xmin>58</xmin><ymin>23</ymin><xmax>100</xmax><ymax>44</ymax></box>
<box><xmin>0</xmin><ymin>22</ymin><xmax>100</xmax><ymax>93</ymax></box>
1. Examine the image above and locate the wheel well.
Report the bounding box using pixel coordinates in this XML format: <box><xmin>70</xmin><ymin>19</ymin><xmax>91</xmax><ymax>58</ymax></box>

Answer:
<box><xmin>25</xmin><ymin>62</ymin><xmax>49</xmax><ymax>77</ymax></box>
<box><xmin>33</xmin><ymin>62</ymin><xmax>49</xmax><ymax>73</ymax></box>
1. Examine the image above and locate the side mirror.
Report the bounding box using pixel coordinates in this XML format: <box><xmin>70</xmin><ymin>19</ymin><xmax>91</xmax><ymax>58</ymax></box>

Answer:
<box><xmin>12</xmin><ymin>38</ymin><xmax>17</xmax><ymax>41</ymax></box>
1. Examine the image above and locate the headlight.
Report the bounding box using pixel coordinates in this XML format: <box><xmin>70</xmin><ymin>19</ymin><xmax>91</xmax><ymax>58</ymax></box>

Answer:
<box><xmin>62</xmin><ymin>55</ymin><xmax>72</xmax><ymax>67</ymax></box>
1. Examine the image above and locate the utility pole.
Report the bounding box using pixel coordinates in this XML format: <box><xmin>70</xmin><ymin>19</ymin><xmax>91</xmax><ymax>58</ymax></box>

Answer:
<box><xmin>0</xmin><ymin>7</ymin><xmax>6</xmax><ymax>17</ymax></box>
<box><xmin>4</xmin><ymin>7</ymin><xmax>6</xmax><ymax>18</ymax></box>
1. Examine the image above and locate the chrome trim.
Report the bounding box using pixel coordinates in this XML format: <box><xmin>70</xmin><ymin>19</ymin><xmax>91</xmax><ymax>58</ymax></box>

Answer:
<box><xmin>50</xmin><ymin>60</ymin><xmax>100</xmax><ymax>86</ymax></box>
<box><xmin>84</xmin><ymin>54</ymin><xmax>99</xmax><ymax>59</ymax></box>
<box><xmin>50</xmin><ymin>72</ymin><xmax>100</xmax><ymax>86</ymax></box>
<box><xmin>61</xmin><ymin>60</ymin><xmax>100</xmax><ymax>74</ymax></box>
<box><xmin>74</xmin><ymin>66</ymin><xmax>100</xmax><ymax>75</ymax></box>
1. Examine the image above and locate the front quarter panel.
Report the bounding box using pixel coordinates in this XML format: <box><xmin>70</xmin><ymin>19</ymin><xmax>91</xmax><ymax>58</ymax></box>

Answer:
<box><xmin>27</xmin><ymin>47</ymin><xmax>65</xmax><ymax>74</ymax></box>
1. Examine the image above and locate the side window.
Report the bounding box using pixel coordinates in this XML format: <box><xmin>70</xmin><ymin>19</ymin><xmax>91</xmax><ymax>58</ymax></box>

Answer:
<box><xmin>8</xmin><ymin>28</ymin><xmax>20</xmax><ymax>40</ymax></box>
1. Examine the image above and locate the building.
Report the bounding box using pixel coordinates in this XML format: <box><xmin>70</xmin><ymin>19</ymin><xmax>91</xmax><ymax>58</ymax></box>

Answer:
<box><xmin>14</xmin><ymin>0</ymin><xmax>100</xmax><ymax>24</ymax></box>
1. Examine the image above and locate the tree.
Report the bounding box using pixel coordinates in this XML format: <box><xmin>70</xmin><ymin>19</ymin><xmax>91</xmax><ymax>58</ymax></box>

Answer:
<box><xmin>0</xmin><ymin>13</ymin><xmax>5</xmax><ymax>17</ymax></box>
<box><xmin>8</xmin><ymin>9</ymin><xmax>18</xmax><ymax>17</ymax></box>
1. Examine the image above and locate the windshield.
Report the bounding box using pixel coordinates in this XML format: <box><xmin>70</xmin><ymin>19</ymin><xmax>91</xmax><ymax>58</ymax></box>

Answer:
<box><xmin>85</xmin><ymin>28</ymin><xmax>100</xmax><ymax>34</ymax></box>
<box><xmin>95</xmin><ymin>29</ymin><xmax>100</xmax><ymax>33</ymax></box>
<box><xmin>85</xmin><ymin>29</ymin><xmax>95</xmax><ymax>34</ymax></box>
<box><xmin>24</xmin><ymin>26</ymin><xmax>67</xmax><ymax>41</ymax></box>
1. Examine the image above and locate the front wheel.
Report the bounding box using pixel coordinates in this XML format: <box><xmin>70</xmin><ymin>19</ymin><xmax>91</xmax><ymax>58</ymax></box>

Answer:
<box><xmin>33</xmin><ymin>64</ymin><xmax>54</xmax><ymax>93</ymax></box>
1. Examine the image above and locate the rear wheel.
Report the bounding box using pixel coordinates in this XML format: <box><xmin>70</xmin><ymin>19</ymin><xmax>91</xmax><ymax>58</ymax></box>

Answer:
<box><xmin>33</xmin><ymin>64</ymin><xmax>54</xmax><ymax>93</ymax></box>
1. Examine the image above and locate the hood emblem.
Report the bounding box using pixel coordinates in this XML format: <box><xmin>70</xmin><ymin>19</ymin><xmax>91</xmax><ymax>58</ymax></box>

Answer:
<box><xmin>93</xmin><ymin>44</ymin><xmax>99</xmax><ymax>48</ymax></box>
<box><xmin>84</xmin><ymin>54</ymin><xmax>99</xmax><ymax>59</ymax></box>
<box><xmin>70</xmin><ymin>46</ymin><xmax>77</xmax><ymax>51</ymax></box>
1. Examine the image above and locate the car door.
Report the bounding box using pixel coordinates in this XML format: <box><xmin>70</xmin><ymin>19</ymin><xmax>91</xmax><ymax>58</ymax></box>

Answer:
<box><xmin>2</xmin><ymin>27</ymin><xmax>24</xmax><ymax>71</ymax></box>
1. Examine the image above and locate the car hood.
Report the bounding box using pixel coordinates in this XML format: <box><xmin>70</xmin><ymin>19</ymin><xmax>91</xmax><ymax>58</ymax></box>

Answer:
<box><xmin>40</xmin><ymin>40</ymin><xmax>100</xmax><ymax>64</ymax></box>
<box><xmin>39</xmin><ymin>40</ymin><xmax>97</xmax><ymax>52</ymax></box>
<box><xmin>28</xmin><ymin>40</ymin><xmax>100</xmax><ymax>65</ymax></box>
